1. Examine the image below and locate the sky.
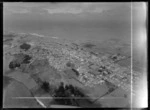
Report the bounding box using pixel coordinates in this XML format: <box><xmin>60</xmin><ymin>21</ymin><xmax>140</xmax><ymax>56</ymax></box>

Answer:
<box><xmin>3</xmin><ymin>2</ymin><xmax>145</xmax><ymax>44</ymax></box>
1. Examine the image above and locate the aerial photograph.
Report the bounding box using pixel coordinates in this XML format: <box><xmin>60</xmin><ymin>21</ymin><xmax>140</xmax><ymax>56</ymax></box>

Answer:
<box><xmin>3</xmin><ymin>2</ymin><xmax>147</xmax><ymax>108</ymax></box>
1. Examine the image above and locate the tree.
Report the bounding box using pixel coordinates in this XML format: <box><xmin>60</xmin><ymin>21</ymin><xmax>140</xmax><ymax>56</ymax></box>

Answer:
<box><xmin>41</xmin><ymin>81</ymin><xmax>50</xmax><ymax>93</ymax></box>
<box><xmin>20</xmin><ymin>43</ymin><xmax>31</xmax><ymax>51</ymax></box>
<box><xmin>9</xmin><ymin>60</ymin><xmax>20</xmax><ymax>70</ymax></box>
<box><xmin>23</xmin><ymin>55</ymin><xmax>32</xmax><ymax>64</ymax></box>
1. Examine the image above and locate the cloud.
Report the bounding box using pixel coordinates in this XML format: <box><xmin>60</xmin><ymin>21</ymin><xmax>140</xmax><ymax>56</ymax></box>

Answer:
<box><xmin>4</xmin><ymin>3</ymin><xmax>125</xmax><ymax>15</ymax></box>
<box><xmin>3</xmin><ymin>3</ymin><xmax>43</xmax><ymax>14</ymax></box>
<box><xmin>4</xmin><ymin>3</ymin><xmax>40</xmax><ymax>8</ymax></box>
<box><xmin>4</xmin><ymin>6</ymin><xmax>30</xmax><ymax>14</ymax></box>
<box><xmin>43</xmin><ymin>3</ymin><xmax>109</xmax><ymax>14</ymax></box>
<box><xmin>44</xmin><ymin>8</ymin><xmax>83</xmax><ymax>14</ymax></box>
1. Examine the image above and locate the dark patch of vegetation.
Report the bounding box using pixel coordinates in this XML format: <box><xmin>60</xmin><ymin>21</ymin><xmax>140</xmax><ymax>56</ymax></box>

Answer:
<box><xmin>9</xmin><ymin>53</ymin><xmax>32</xmax><ymax>71</ymax></box>
<box><xmin>52</xmin><ymin>82</ymin><xmax>97</xmax><ymax>107</ymax></box>
<box><xmin>41</xmin><ymin>81</ymin><xmax>50</xmax><ymax>93</ymax></box>
<box><xmin>23</xmin><ymin>55</ymin><xmax>32</xmax><ymax>64</ymax></box>
<box><xmin>9</xmin><ymin>60</ymin><xmax>20</xmax><ymax>70</ymax></box>
<box><xmin>112</xmin><ymin>56</ymin><xmax>117</xmax><ymax>60</ymax></box>
<box><xmin>53</xmin><ymin>82</ymin><xmax>79</xmax><ymax>105</ymax></box>
<box><xmin>83</xmin><ymin>43</ymin><xmax>96</xmax><ymax>49</ymax></box>
<box><xmin>20</xmin><ymin>43</ymin><xmax>31</xmax><ymax>51</ymax></box>
<box><xmin>66</xmin><ymin>62</ymin><xmax>75</xmax><ymax>68</ymax></box>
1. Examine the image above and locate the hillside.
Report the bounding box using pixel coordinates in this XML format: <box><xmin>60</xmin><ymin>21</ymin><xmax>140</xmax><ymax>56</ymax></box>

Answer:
<box><xmin>3</xmin><ymin>32</ymin><xmax>140</xmax><ymax>108</ymax></box>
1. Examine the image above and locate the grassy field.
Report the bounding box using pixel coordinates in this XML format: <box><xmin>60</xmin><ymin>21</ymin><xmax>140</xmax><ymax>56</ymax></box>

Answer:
<box><xmin>3</xmin><ymin>80</ymin><xmax>41</xmax><ymax>108</ymax></box>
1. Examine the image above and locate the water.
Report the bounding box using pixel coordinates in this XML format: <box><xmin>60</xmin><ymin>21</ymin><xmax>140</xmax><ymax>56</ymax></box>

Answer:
<box><xmin>4</xmin><ymin>13</ymin><xmax>131</xmax><ymax>44</ymax></box>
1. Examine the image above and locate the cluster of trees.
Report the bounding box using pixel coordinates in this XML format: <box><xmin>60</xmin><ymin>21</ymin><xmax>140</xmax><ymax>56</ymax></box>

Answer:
<box><xmin>9</xmin><ymin>60</ymin><xmax>21</xmax><ymax>70</ymax></box>
<box><xmin>23</xmin><ymin>55</ymin><xmax>32</xmax><ymax>64</ymax></box>
<box><xmin>20</xmin><ymin>43</ymin><xmax>31</xmax><ymax>51</ymax></box>
<box><xmin>9</xmin><ymin>53</ymin><xmax>32</xmax><ymax>70</ymax></box>
<box><xmin>39</xmin><ymin>81</ymin><xmax>92</xmax><ymax>106</ymax></box>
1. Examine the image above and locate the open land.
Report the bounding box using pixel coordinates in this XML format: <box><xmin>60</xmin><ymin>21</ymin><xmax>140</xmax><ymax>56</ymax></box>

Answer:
<box><xmin>3</xmin><ymin>32</ymin><xmax>142</xmax><ymax>108</ymax></box>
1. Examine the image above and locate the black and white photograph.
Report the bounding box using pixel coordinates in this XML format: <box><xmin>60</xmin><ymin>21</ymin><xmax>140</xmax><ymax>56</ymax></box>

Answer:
<box><xmin>3</xmin><ymin>2</ymin><xmax>147</xmax><ymax>108</ymax></box>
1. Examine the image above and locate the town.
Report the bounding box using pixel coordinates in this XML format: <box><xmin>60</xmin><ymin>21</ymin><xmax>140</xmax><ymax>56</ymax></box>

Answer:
<box><xmin>6</xmin><ymin>35</ymin><xmax>140</xmax><ymax>96</ymax></box>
